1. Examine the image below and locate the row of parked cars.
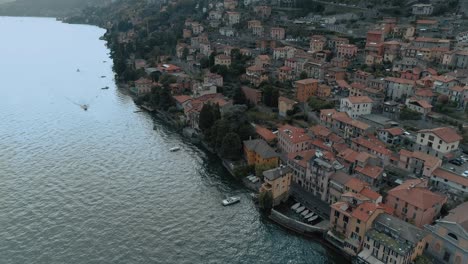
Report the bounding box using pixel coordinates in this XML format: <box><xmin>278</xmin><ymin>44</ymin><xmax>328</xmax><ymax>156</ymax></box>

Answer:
<box><xmin>449</xmin><ymin>155</ymin><xmax>468</xmax><ymax>166</ymax></box>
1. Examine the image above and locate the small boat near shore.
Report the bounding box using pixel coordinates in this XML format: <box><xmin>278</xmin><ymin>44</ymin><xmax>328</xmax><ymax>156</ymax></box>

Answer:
<box><xmin>222</xmin><ymin>196</ymin><xmax>240</xmax><ymax>206</ymax></box>
<box><xmin>308</xmin><ymin>215</ymin><xmax>319</xmax><ymax>222</ymax></box>
<box><xmin>291</xmin><ymin>203</ymin><xmax>301</xmax><ymax>210</ymax></box>
<box><xmin>101</xmin><ymin>86</ymin><xmax>109</xmax><ymax>90</ymax></box>
<box><xmin>304</xmin><ymin>212</ymin><xmax>314</xmax><ymax>218</ymax></box>
<box><xmin>296</xmin><ymin>206</ymin><xmax>305</xmax><ymax>213</ymax></box>
<box><xmin>301</xmin><ymin>210</ymin><xmax>309</xmax><ymax>216</ymax></box>
<box><xmin>169</xmin><ymin>147</ymin><xmax>180</xmax><ymax>152</ymax></box>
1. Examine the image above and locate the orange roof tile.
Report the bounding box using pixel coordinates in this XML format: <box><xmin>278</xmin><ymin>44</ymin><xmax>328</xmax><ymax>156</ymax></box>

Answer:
<box><xmin>345</xmin><ymin>178</ymin><xmax>368</xmax><ymax>192</ymax></box>
<box><xmin>346</xmin><ymin>96</ymin><xmax>374</xmax><ymax>104</ymax></box>
<box><xmin>388</xmin><ymin>179</ymin><xmax>447</xmax><ymax>209</ymax></box>
<box><xmin>418</xmin><ymin>127</ymin><xmax>462</xmax><ymax>143</ymax></box>
<box><xmin>355</xmin><ymin>165</ymin><xmax>384</xmax><ymax>179</ymax></box>
<box><xmin>255</xmin><ymin>125</ymin><xmax>276</xmax><ymax>142</ymax></box>
<box><xmin>432</xmin><ymin>168</ymin><xmax>468</xmax><ymax>187</ymax></box>
<box><xmin>360</xmin><ymin>188</ymin><xmax>381</xmax><ymax>201</ymax></box>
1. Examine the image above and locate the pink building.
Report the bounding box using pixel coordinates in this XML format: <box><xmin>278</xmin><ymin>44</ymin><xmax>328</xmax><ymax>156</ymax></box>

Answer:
<box><xmin>337</xmin><ymin>44</ymin><xmax>358</xmax><ymax>58</ymax></box>
<box><xmin>277</xmin><ymin>124</ymin><xmax>312</xmax><ymax>153</ymax></box>
<box><xmin>385</xmin><ymin>179</ymin><xmax>447</xmax><ymax>228</ymax></box>
<box><xmin>270</xmin><ymin>27</ymin><xmax>285</xmax><ymax>40</ymax></box>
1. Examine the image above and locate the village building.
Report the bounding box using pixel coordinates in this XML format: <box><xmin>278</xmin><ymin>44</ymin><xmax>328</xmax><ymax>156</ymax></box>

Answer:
<box><xmin>415</xmin><ymin>127</ymin><xmax>462</xmax><ymax>159</ymax></box>
<box><xmin>277</xmin><ymin>124</ymin><xmax>312</xmax><ymax>154</ymax></box>
<box><xmin>339</xmin><ymin>96</ymin><xmax>374</xmax><ymax>119</ymax></box>
<box><xmin>385</xmin><ymin>179</ymin><xmax>447</xmax><ymax>228</ymax></box>
<box><xmin>243</xmin><ymin>139</ymin><xmax>279</xmax><ymax>168</ymax></box>
<box><xmin>424</xmin><ymin>202</ymin><xmax>468</xmax><ymax>264</ymax></box>
<box><xmin>278</xmin><ymin>96</ymin><xmax>297</xmax><ymax>117</ymax></box>
<box><xmin>358</xmin><ymin>213</ymin><xmax>428</xmax><ymax>264</ymax></box>
<box><xmin>260</xmin><ymin>166</ymin><xmax>292</xmax><ymax>206</ymax></box>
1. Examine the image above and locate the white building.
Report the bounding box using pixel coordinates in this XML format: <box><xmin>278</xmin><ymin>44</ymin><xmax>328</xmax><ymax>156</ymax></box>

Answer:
<box><xmin>457</xmin><ymin>31</ymin><xmax>468</xmax><ymax>43</ymax></box>
<box><xmin>416</xmin><ymin>127</ymin><xmax>462</xmax><ymax>158</ymax></box>
<box><xmin>431</xmin><ymin>168</ymin><xmax>468</xmax><ymax>197</ymax></box>
<box><xmin>412</xmin><ymin>4</ymin><xmax>433</xmax><ymax>15</ymax></box>
<box><xmin>339</xmin><ymin>96</ymin><xmax>374</xmax><ymax>118</ymax></box>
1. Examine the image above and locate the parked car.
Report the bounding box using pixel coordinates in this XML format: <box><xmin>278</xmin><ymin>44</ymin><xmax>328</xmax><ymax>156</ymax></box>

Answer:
<box><xmin>463</xmin><ymin>171</ymin><xmax>468</xmax><ymax>177</ymax></box>
<box><xmin>450</xmin><ymin>159</ymin><xmax>463</xmax><ymax>166</ymax></box>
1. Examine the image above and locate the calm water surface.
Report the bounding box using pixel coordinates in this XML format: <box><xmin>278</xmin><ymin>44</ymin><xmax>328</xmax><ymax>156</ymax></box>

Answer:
<box><xmin>0</xmin><ymin>17</ymin><xmax>345</xmax><ymax>264</ymax></box>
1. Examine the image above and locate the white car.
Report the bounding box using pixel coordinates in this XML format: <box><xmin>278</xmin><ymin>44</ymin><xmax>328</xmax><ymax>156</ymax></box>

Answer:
<box><xmin>463</xmin><ymin>171</ymin><xmax>468</xmax><ymax>177</ymax></box>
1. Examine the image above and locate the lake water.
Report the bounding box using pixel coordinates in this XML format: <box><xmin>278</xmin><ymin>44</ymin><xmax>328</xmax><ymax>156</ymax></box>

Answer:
<box><xmin>0</xmin><ymin>17</ymin><xmax>345</xmax><ymax>264</ymax></box>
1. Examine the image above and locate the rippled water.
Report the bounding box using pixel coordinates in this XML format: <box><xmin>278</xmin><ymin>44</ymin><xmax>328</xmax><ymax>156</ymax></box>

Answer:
<box><xmin>0</xmin><ymin>17</ymin><xmax>345</xmax><ymax>264</ymax></box>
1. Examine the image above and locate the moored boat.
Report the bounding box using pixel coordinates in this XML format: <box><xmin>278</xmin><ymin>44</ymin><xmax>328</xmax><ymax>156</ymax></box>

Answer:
<box><xmin>296</xmin><ymin>206</ymin><xmax>305</xmax><ymax>213</ymax></box>
<box><xmin>169</xmin><ymin>147</ymin><xmax>180</xmax><ymax>152</ymax></box>
<box><xmin>301</xmin><ymin>210</ymin><xmax>309</xmax><ymax>216</ymax></box>
<box><xmin>291</xmin><ymin>202</ymin><xmax>301</xmax><ymax>210</ymax></box>
<box><xmin>222</xmin><ymin>196</ymin><xmax>240</xmax><ymax>206</ymax></box>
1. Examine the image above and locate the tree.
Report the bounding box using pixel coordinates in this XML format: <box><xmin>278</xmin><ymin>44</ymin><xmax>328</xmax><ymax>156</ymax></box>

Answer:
<box><xmin>182</xmin><ymin>47</ymin><xmax>189</xmax><ymax>60</ymax></box>
<box><xmin>199</xmin><ymin>104</ymin><xmax>215</xmax><ymax>132</ymax></box>
<box><xmin>399</xmin><ymin>107</ymin><xmax>422</xmax><ymax>120</ymax></box>
<box><xmin>259</xmin><ymin>190</ymin><xmax>273</xmax><ymax>211</ymax></box>
<box><xmin>309</xmin><ymin>97</ymin><xmax>335</xmax><ymax>111</ymax></box>
<box><xmin>233</xmin><ymin>87</ymin><xmax>247</xmax><ymax>105</ymax></box>
<box><xmin>220</xmin><ymin>132</ymin><xmax>242</xmax><ymax>160</ymax></box>
<box><xmin>299</xmin><ymin>71</ymin><xmax>308</xmax><ymax>80</ymax></box>
<box><xmin>262</xmin><ymin>85</ymin><xmax>279</xmax><ymax>107</ymax></box>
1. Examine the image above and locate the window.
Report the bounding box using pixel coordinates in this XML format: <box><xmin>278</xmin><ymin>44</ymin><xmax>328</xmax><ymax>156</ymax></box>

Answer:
<box><xmin>355</xmin><ymin>226</ymin><xmax>360</xmax><ymax>233</ymax></box>
<box><xmin>428</xmin><ymin>135</ymin><xmax>434</xmax><ymax>141</ymax></box>
<box><xmin>443</xmin><ymin>251</ymin><xmax>451</xmax><ymax>262</ymax></box>
<box><xmin>448</xmin><ymin>233</ymin><xmax>458</xmax><ymax>240</ymax></box>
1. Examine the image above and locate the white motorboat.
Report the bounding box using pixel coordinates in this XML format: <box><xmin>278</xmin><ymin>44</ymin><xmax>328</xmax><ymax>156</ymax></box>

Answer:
<box><xmin>169</xmin><ymin>147</ymin><xmax>181</xmax><ymax>152</ymax></box>
<box><xmin>308</xmin><ymin>215</ymin><xmax>319</xmax><ymax>222</ymax></box>
<box><xmin>301</xmin><ymin>210</ymin><xmax>310</xmax><ymax>216</ymax></box>
<box><xmin>222</xmin><ymin>196</ymin><xmax>240</xmax><ymax>206</ymax></box>
<box><xmin>304</xmin><ymin>212</ymin><xmax>314</xmax><ymax>218</ymax></box>
<box><xmin>296</xmin><ymin>206</ymin><xmax>305</xmax><ymax>213</ymax></box>
<box><xmin>291</xmin><ymin>203</ymin><xmax>301</xmax><ymax>210</ymax></box>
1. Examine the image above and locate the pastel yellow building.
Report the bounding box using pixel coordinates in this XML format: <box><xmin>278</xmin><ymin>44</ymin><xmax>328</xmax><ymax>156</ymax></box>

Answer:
<box><xmin>260</xmin><ymin>166</ymin><xmax>292</xmax><ymax>206</ymax></box>
<box><xmin>243</xmin><ymin>139</ymin><xmax>279</xmax><ymax>167</ymax></box>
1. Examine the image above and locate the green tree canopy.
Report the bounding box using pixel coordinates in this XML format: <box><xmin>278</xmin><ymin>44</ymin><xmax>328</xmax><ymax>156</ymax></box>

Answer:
<box><xmin>220</xmin><ymin>132</ymin><xmax>242</xmax><ymax>160</ymax></box>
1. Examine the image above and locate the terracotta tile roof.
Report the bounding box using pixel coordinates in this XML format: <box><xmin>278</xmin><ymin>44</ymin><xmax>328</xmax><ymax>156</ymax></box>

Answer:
<box><xmin>333</xmin><ymin>142</ymin><xmax>349</xmax><ymax>153</ymax></box>
<box><xmin>328</xmin><ymin>133</ymin><xmax>344</xmax><ymax>144</ymax></box>
<box><xmin>336</xmin><ymin>80</ymin><xmax>351</xmax><ymax>89</ymax></box>
<box><xmin>385</xmin><ymin>77</ymin><xmax>415</xmax><ymax>85</ymax></box>
<box><xmin>360</xmin><ymin>188</ymin><xmax>381</xmax><ymax>201</ymax></box>
<box><xmin>415</xmin><ymin>89</ymin><xmax>434</xmax><ymax>97</ymax></box>
<box><xmin>288</xmin><ymin>149</ymin><xmax>316</xmax><ymax>168</ymax></box>
<box><xmin>400</xmin><ymin>150</ymin><xmax>441</xmax><ymax>169</ymax></box>
<box><xmin>352</xmin><ymin>202</ymin><xmax>383</xmax><ymax>222</ymax></box>
<box><xmin>295</xmin><ymin>78</ymin><xmax>319</xmax><ymax>85</ymax></box>
<box><xmin>346</xmin><ymin>96</ymin><xmax>374</xmax><ymax>104</ymax></box>
<box><xmin>278</xmin><ymin>124</ymin><xmax>312</xmax><ymax>144</ymax></box>
<box><xmin>255</xmin><ymin>125</ymin><xmax>276</xmax><ymax>142</ymax></box>
<box><xmin>442</xmin><ymin>202</ymin><xmax>468</xmax><ymax>232</ymax></box>
<box><xmin>311</xmin><ymin>139</ymin><xmax>332</xmax><ymax>152</ymax></box>
<box><xmin>416</xmin><ymin>20</ymin><xmax>438</xmax><ymax>25</ymax></box>
<box><xmin>418</xmin><ymin>127</ymin><xmax>462</xmax><ymax>143</ymax></box>
<box><xmin>449</xmin><ymin>85</ymin><xmax>468</xmax><ymax>92</ymax></box>
<box><xmin>345</xmin><ymin>178</ymin><xmax>368</xmax><ymax>193</ymax></box>
<box><xmin>338</xmin><ymin>148</ymin><xmax>360</xmax><ymax>163</ymax></box>
<box><xmin>432</xmin><ymin>75</ymin><xmax>457</xmax><ymax>83</ymax></box>
<box><xmin>432</xmin><ymin>168</ymin><xmax>468</xmax><ymax>187</ymax></box>
<box><xmin>352</xmin><ymin>136</ymin><xmax>392</xmax><ymax>156</ymax></box>
<box><xmin>383</xmin><ymin>127</ymin><xmax>404</xmax><ymax>136</ymax></box>
<box><xmin>355</xmin><ymin>165</ymin><xmax>384</xmax><ymax>179</ymax></box>
<box><xmin>279</xmin><ymin>66</ymin><xmax>292</xmax><ymax>71</ymax></box>
<box><xmin>356</xmin><ymin>152</ymin><xmax>375</xmax><ymax>163</ymax></box>
<box><xmin>173</xmin><ymin>95</ymin><xmax>192</xmax><ymax>104</ymax></box>
<box><xmin>278</xmin><ymin>96</ymin><xmax>297</xmax><ymax>105</ymax></box>
<box><xmin>309</xmin><ymin>125</ymin><xmax>331</xmax><ymax>138</ymax></box>
<box><xmin>388</xmin><ymin>179</ymin><xmax>447</xmax><ymax>209</ymax></box>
